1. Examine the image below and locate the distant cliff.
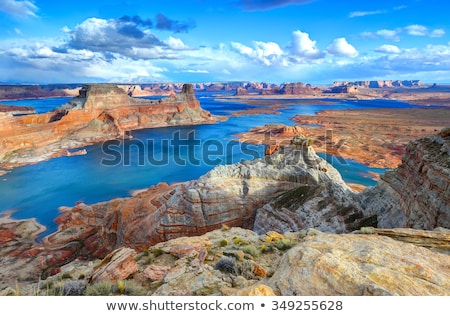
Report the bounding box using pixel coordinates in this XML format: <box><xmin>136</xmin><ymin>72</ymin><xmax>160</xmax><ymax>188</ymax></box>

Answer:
<box><xmin>0</xmin><ymin>84</ymin><xmax>81</xmax><ymax>100</ymax></box>
<box><xmin>0</xmin><ymin>84</ymin><xmax>218</xmax><ymax>169</ymax></box>
<box><xmin>331</xmin><ymin>80</ymin><xmax>423</xmax><ymax>89</ymax></box>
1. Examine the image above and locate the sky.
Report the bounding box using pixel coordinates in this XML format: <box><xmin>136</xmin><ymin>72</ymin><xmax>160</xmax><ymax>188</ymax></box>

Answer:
<box><xmin>0</xmin><ymin>0</ymin><xmax>450</xmax><ymax>84</ymax></box>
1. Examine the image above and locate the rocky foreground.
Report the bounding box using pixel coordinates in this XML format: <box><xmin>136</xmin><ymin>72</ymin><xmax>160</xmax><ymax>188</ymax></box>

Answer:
<box><xmin>0</xmin><ymin>129</ymin><xmax>449</xmax><ymax>295</ymax></box>
<box><xmin>0</xmin><ymin>83</ymin><xmax>219</xmax><ymax>172</ymax></box>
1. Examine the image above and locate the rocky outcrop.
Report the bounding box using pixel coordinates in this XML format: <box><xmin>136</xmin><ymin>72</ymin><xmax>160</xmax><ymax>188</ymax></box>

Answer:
<box><xmin>360</xmin><ymin>129</ymin><xmax>450</xmax><ymax>229</ymax></box>
<box><xmin>277</xmin><ymin>82</ymin><xmax>322</xmax><ymax>95</ymax></box>
<box><xmin>90</xmin><ymin>247</ymin><xmax>138</xmax><ymax>283</ymax></box>
<box><xmin>3</xmin><ymin>225</ymin><xmax>449</xmax><ymax>296</ymax></box>
<box><xmin>44</xmin><ymin>137</ymin><xmax>351</xmax><ymax>255</ymax></box>
<box><xmin>0</xmin><ymin>84</ymin><xmax>219</xmax><ymax>169</ymax></box>
<box><xmin>267</xmin><ymin>229</ymin><xmax>450</xmax><ymax>295</ymax></box>
<box><xmin>0</xmin><ymin>104</ymin><xmax>35</xmax><ymax>115</ymax></box>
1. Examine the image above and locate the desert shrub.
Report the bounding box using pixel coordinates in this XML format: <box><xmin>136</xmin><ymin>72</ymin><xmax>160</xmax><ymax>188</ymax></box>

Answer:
<box><xmin>85</xmin><ymin>281</ymin><xmax>113</xmax><ymax>296</ymax></box>
<box><xmin>62</xmin><ymin>280</ymin><xmax>86</xmax><ymax>296</ymax></box>
<box><xmin>153</xmin><ymin>248</ymin><xmax>164</xmax><ymax>257</ymax></box>
<box><xmin>219</xmin><ymin>239</ymin><xmax>228</xmax><ymax>247</ymax></box>
<box><xmin>214</xmin><ymin>256</ymin><xmax>237</xmax><ymax>274</ymax></box>
<box><xmin>232</xmin><ymin>236</ymin><xmax>249</xmax><ymax>246</ymax></box>
<box><xmin>275</xmin><ymin>238</ymin><xmax>296</xmax><ymax>251</ymax></box>
<box><xmin>111</xmin><ymin>280</ymin><xmax>146</xmax><ymax>296</ymax></box>
<box><xmin>241</xmin><ymin>245</ymin><xmax>259</xmax><ymax>258</ymax></box>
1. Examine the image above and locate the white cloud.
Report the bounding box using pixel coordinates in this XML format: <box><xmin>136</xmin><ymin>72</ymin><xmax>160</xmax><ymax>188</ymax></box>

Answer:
<box><xmin>374</xmin><ymin>44</ymin><xmax>401</xmax><ymax>54</ymax></box>
<box><xmin>288</xmin><ymin>30</ymin><xmax>324</xmax><ymax>59</ymax></box>
<box><xmin>376</xmin><ymin>29</ymin><xmax>400</xmax><ymax>41</ymax></box>
<box><xmin>327</xmin><ymin>38</ymin><xmax>358</xmax><ymax>58</ymax></box>
<box><xmin>349</xmin><ymin>10</ymin><xmax>384</xmax><ymax>18</ymax></box>
<box><xmin>0</xmin><ymin>0</ymin><xmax>38</xmax><ymax>18</ymax></box>
<box><xmin>430</xmin><ymin>29</ymin><xmax>446</xmax><ymax>38</ymax></box>
<box><xmin>165</xmin><ymin>36</ymin><xmax>190</xmax><ymax>50</ymax></box>
<box><xmin>405</xmin><ymin>24</ymin><xmax>428</xmax><ymax>36</ymax></box>
<box><xmin>231</xmin><ymin>40</ymin><xmax>284</xmax><ymax>66</ymax></box>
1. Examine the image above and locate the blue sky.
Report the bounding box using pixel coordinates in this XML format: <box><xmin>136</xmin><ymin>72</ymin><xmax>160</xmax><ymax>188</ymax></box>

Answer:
<box><xmin>0</xmin><ymin>0</ymin><xmax>449</xmax><ymax>84</ymax></box>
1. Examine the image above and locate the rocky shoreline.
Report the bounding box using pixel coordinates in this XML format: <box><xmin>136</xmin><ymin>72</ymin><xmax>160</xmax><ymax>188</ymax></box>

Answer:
<box><xmin>0</xmin><ymin>83</ymin><xmax>223</xmax><ymax>173</ymax></box>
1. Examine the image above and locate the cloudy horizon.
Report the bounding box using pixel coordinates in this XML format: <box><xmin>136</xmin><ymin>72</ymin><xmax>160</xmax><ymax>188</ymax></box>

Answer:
<box><xmin>1</xmin><ymin>0</ymin><xmax>449</xmax><ymax>84</ymax></box>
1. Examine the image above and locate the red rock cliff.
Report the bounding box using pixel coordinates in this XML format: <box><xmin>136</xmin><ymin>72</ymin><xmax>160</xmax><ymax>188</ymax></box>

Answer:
<box><xmin>0</xmin><ymin>84</ymin><xmax>218</xmax><ymax>169</ymax></box>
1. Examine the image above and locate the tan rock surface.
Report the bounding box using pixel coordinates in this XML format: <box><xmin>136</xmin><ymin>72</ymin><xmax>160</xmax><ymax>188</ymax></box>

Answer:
<box><xmin>267</xmin><ymin>230</ymin><xmax>450</xmax><ymax>295</ymax></box>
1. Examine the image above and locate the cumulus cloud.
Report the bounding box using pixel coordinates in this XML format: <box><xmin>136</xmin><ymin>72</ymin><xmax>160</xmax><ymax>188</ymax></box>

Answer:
<box><xmin>155</xmin><ymin>13</ymin><xmax>196</xmax><ymax>33</ymax></box>
<box><xmin>405</xmin><ymin>24</ymin><xmax>428</xmax><ymax>36</ymax></box>
<box><xmin>376</xmin><ymin>29</ymin><xmax>401</xmax><ymax>41</ymax></box>
<box><xmin>165</xmin><ymin>37</ymin><xmax>190</xmax><ymax>50</ymax></box>
<box><xmin>234</xmin><ymin>0</ymin><xmax>313</xmax><ymax>11</ymax></box>
<box><xmin>0</xmin><ymin>0</ymin><xmax>38</xmax><ymax>17</ymax></box>
<box><xmin>63</xmin><ymin>18</ymin><xmax>164</xmax><ymax>58</ymax></box>
<box><xmin>231</xmin><ymin>40</ymin><xmax>284</xmax><ymax>66</ymax></box>
<box><xmin>287</xmin><ymin>30</ymin><xmax>324</xmax><ymax>59</ymax></box>
<box><xmin>327</xmin><ymin>38</ymin><xmax>358</xmax><ymax>58</ymax></box>
<box><xmin>374</xmin><ymin>44</ymin><xmax>401</xmax><ymax>54</ymax></box>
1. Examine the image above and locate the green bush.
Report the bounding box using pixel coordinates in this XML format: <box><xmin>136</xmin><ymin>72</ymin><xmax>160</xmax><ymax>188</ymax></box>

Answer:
<box><xmin>241</xmin><ymin>245</ymin><xmax>259</xmax><ymax>258</ymax></box>
<box><xmin>275</xmin><ymin>238</ymin><xmax>296</xmax><ymax>251</ymax></box>
<box><xmin>219</xmin><ymin>239</ymin><xmax>228</xmax><ymax>247</ymax></box>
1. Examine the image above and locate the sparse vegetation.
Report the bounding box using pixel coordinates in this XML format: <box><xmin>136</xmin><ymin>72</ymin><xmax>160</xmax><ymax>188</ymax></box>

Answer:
<box><xmin>153</xmin><ymin>248</ymin><xmax>164</xmax><ymax>257</ymax></box>
<box><xmin>241</xmin><ymin>245</ymin><xmax>259</xmax><ymax>258</ymax></box>
<box><xmin>275</xmin><ymin>238</ymin><xmax>296</xmax><ymax>251</ymax></box>
<box><xmin>232</xmin><ymin>236</ymin><xmax>250</xmax><ymax>246</ymax></box>
<box><xmin>111</xmin><ymin>280</ymin><xmax>146</xmax><ymax>296</ymax></box>
<box><xmin>214</xmin><ymin>256</ymin><xmax>237</xmax><ymax>274</ymax></box>
<box><xmin>84</xmin><ymin>281</ymin><xmax>113</xmax><ymax>296</ymax></box>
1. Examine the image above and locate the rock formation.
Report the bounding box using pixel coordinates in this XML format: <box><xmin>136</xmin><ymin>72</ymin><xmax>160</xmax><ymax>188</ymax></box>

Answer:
<box><xmin>359</xmin><ymin>129</ymin><xmax>450</xmax><ymax>229</ymax></box>
<box><xmin>277</xmin><ymin>82</ymin><xmax>322</xmax><ymax>95</ymax></box>
<box><xmin>0</xmin><ymin>84</ymin><xmax>81</xmax><ymax>100</ymax></box>
<box><xmin>2</xmin><ymin>130</ymin><xmax>447</xmax><ymax>285</ymax></box>
<box><xmin>267</xmin><ymin>229</ymin><xmax>450</xmax><ymax>295</ymax></box>
<box><xmin>2</xmin><ymin>224</ymin><xmax>449</xmax><ymax>296</ymax></box>
<box><xmin>0</xmin><ymin>83</ymin><xmax>219</xmax><ymax>170</ymax></box>
<box><xmin>330</xmin><ymin>80</ymin><xmax>423</xmax><ymax>89</ymax></box>
<box><xmin>0</xmin><ymin>104</ymin><xmax>35</xmax><ymax>115</ymax></box>
<box><xmin>42</xmin><ymin>134</ymin><xmax>353</xmax><ymax>259</ymax></box>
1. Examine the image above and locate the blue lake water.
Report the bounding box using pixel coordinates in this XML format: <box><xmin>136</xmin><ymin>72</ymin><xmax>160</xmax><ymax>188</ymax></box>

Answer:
<box><xmin>0</xmin><ymin>94</ymin><xmax>417</xmax><ymax>236</ymax></box>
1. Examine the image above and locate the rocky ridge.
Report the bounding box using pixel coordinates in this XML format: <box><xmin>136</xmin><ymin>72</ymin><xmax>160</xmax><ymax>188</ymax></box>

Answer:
<box><xmin>360</xmin><ymin>129</ymin><xmax>450</xmax><ymax>229</ymax></box>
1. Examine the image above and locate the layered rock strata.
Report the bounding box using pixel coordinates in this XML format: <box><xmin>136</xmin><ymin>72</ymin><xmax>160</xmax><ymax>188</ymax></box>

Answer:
<box><xmin>359</xmin><ymin>129</ymin><xmax>450</xmax><ymax>229</ymax></box>
<box><xmin>44</xmin><ymin>135</ymin><xmax>355</xmax><ymax>260</ymax></box>
<box><xmin>0</xmin><ymin>84</ymin><xmax>218</xmax><ymax>169</ymax></box>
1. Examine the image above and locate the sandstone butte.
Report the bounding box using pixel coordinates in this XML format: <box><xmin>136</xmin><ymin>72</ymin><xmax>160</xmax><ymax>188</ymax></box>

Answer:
<box><xmin>0</xmin><ymin>83</ymin><xmax>219</xmax><ymax>172</ymax></box>
<box><xmin>0</xmin><ymin>129</ymin><xmax>449</xmax><ymax>295</ymax></box>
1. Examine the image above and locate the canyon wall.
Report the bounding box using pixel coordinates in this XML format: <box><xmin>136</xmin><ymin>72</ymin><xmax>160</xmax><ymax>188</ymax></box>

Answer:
<box><xmin>359</xmin><ymin>129</ymin><xmax>450</xmax><ymax>229</ymax></box>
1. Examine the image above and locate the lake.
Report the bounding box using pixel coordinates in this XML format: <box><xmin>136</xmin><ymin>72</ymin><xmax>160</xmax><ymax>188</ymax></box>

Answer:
<box><xmin>1</xmin><ymin>93</ymin><xmax>416</xmax><ymax>236</ymax></box>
